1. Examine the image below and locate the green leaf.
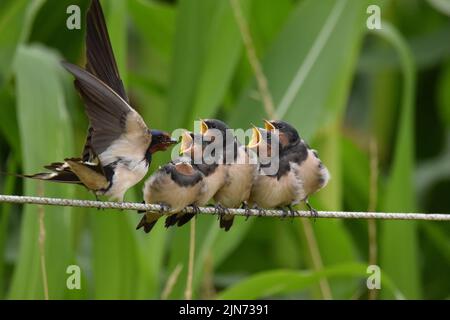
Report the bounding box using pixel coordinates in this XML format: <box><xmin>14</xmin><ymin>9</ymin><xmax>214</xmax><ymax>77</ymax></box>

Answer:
<box><xmin>167</xmin><ymin>0</ymin><xmax>251</xmax><ymax>129</ymax></box>
<box><xmin>374</xmin><ymin>23</ymin><xmax>421</xmax><ymax>299</ymax></box>
<box><xmin>306</xmin><ymin>127</ymin><xmax>360</xmax><ymax>299</ymax></box>
<box><xmin>28</xmin><ymin>0</ymin><xmax>87</xmax><ymax>63</ymax></box>
<box><xmin>427</xmin><ymin>0</ymin><xmax>450</xmax><ymax>16</ymax></box>
<box><xmin>103</xmin><ymin>0</ymin><xmax>128</xmax><ymax>89</ymax></box>
<box><xmin>218</xmin><ymin>263</ymin><xmax>404</xmax><ymax>300</ymax></box>
<box><xmin>0</xmin><ymin>0</ymin><xmax>45</xmax><ymax>87</ymax></box>
<box><xmin>129</xmin><ymin>0</ymin><xmax>175</xmax><ymax>63</ymax></box>
<box><xmin>0</xmin><ymin>86</ymin><xmax>20</xmax><ymax>155</ymax></box>
<box><xmin>8</xmin><ymin>45</ymin><xmax>74</xmax><ymax>299</ymax></box>
<box><xmin>0</xmin><ymin>156</ymin><xmax>17</xmax><ymax>297</ymax></box>
<box><xmin>230</xmin><ymin>0</ymin><xmax>369</xmax><ymax>139</ymax></box>
<box><xmin>437</xmin><ymin>60</ymin><xmax>450</xmax><ymax>128</ymax></box>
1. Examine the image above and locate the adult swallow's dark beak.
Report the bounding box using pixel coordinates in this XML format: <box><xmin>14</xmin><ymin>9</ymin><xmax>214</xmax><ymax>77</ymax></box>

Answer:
<box><xmin>149</xmin><ymin>130</ymin><xmax>178</xmax><ymax>153</ymax></box>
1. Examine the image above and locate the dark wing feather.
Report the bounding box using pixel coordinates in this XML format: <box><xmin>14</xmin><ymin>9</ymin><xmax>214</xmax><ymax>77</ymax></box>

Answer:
<box><xmin>85</xmin><ymin>0</ymin><xmax>128</xmax><ymax>102</ymax></box>
<box><xmin>83</xmin><ymin>0</ymin><xmax>128</xmax><ymax>159</ymax></box>
<box><xmin>62</xmin><ymin>62</ymin><xmax>150</xmax><ymax>156</ymax></box>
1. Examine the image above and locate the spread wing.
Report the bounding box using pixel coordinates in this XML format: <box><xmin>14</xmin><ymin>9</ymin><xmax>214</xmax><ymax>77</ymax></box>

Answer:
<box><xmin>82</xmin><ymin>0</ymin><xmax>129</xmax><ymax>160</ymax></box>
<box><xmin>63</xmin><ymin>62</ymin><xmax>151</xmax><ymax>161</ymax></box>
<box><xmin>85</xmin><ymin>0</ymin><xmax>128</xmax><ymax>102</ymax></box>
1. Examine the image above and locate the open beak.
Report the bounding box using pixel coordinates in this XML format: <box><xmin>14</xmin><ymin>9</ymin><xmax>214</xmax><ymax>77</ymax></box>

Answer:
<box><xmin>247</xmin><ymin>126</ymin><xmax>262</xmax><ymax>149</ymax></box>
<box><xmin>200</xmin><ymin>120</ymin><xmax>209</xmax><ymax>135</ymax></box>
<box><xmin>180</xmin><ymin>131</ymin><xmax>194</xmax><ymax>155</ymax></box>
<box><xmin>263</xmin><ymin>119</ymin><xmax>276</xmax><ymax>131</ymax></box>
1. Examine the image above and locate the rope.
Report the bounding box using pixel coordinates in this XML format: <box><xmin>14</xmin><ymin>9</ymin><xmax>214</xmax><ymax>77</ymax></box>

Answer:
<box><xmin>0</xmin><ymin>194</ymin><xmax>449</xmax><ymax>221</ymax></box>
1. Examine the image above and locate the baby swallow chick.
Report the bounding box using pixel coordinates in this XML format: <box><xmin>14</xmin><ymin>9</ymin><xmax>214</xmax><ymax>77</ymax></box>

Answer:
<box><xmin>173</xmin><ymin>130</ymin><xmax>227</xmax><ymax>227</ymax></box>
<box><xmin>200</xmin><ymin>119</ymin><xmax>257</xmax><ymax>231</ymax></box>
<box><xmin>136</xmin><ymin>157</ymin><xmax>206</xmax><ymax>233</ymax></box>
<box><xmin>248</xmin><ymin>127</ymin><xmax>303</xmax><ymax>212</ymax></box>
<box><xmin>256</xmin><ymin>120</ymin><xmax>330</xmax><ymax>215</ymax></box>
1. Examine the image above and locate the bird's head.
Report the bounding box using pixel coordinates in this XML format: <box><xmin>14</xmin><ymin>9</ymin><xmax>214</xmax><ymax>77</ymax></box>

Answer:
<box><xmin>264</xmin><ymin>120</ymin><xmax>300</xmax><ymax>149</ymax></box>
<box><xmin>248</xmin><ymin>126</ymin><xmax>279</xmax><ymax>158</ymax></box>
<box><xmin>148</xmin><ymin>129</ymin><xmax>177</xmax><ymax>154</ymax></box>
<box><xmin>200</xmin><ymin>119</ymin><xmax>234</xmax><ymax>145</ymax></box>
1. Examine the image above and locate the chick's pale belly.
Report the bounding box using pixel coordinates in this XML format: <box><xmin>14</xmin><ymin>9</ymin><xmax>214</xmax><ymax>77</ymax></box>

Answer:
<box><xmin>249</xmin><ymin>172</ymin><xmax>300</xmax><ymax>208</ymax></box>
<box><xmin>196</xmin><ymin>165</ymin><xmax>227</xmax><ymax>206</ymax></box>
<box><xmin>214</xmin><ymin>163</ymin><xmax>256</xmax><ymax>208</ymax></box>
<box><xmin>144</xmin><ymin>172</ymin><xmax>204</xmax><ymax>213</ymax></box>
<box><xmin>297</xmin><ymin>149</ymin><xmax>330</xmax><ymax>198</ymax></box>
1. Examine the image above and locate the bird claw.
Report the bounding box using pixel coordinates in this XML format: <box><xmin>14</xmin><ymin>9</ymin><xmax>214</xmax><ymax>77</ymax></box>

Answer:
<box><xmin>287</xmin><ymin>205</ymin><xmax>297</xmax><ymax>219</ymax></box>
<box><xmin>159</xmin><ymin>203</ymin><xmax>170</xmax><ymax>214</ymax></box>
<box><xmin>241</xmin><ymin>202</ymin><xmax>251</xmax><ymax>221</ymax></box>
<box><xmin>255</xmin><ymin>206</ymin><xmax>266</xmax><ymax>217</ymax></box>
<box><xmin>214</xmin><ymin>204</ymin><xmax>229</xmax><ymax>220</ymax></box>
<box><xmin>277</xmin><ymin>206</ymin><xmax>290</xmax><ymax>219</ymax></box>
<box><xmin>305</xmin><ymin>201</ymin><xmax>318</xmax><ymax>221</ymax></box>
<box><xmin>94</xmin><ymin>194</ymin><xmax>106</xmax><ymax>211</ymax></box>
<box><xmin>189</xmin><ymin>204</ymin><xmax>200</xmax><ymax>214</ymax></box>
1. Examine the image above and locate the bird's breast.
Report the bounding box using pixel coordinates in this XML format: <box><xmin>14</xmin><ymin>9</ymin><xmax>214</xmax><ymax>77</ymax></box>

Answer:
<box><xmin>214</xmin><ymin>163</ymin><xmax>256</xmax><ymax>207</ymax></box>
<box><xmin>197</xmin><ymin>164</ymin><xmax>227</xmax><ymax>206</ymax></box>
<box><xmin>105</xmin><ymin>159</ymin><xmax>148</xmax><ymax>201</ymax></box>
<box><xmin>295</xmin><ymin>149</ymin><xmax>330</xmax><ymax>197</ymax></box>
<box><xmin>144</xmin><ymin>171</ymin><xmax>204</xmax><ymax>212</ymax></box>
<box><xmin>249</xmin><ymin>169</ymin><xmax>302</xmax><ymax>208</ymax></box>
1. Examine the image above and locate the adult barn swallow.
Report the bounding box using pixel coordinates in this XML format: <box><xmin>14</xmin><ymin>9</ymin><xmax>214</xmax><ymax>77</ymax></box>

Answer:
<box><xmin>136</xmin><ymin>157</ymin><xmax>206</xmax><ymax>233</ymax></box>
<box><xmin>21</xmin><ymin>0</ymin><xmax>176</xmax><ymax>200</ymax></box>
<box><xmin>249</xmin><ymin>120</ymin><xmax>329</xmax><ymax>215</ymax></box>
<box><xmin>200</xmin><ymin>119</ymin><xmax>257</xmax><ymax>231</ymax></box>
<box><xmin>24</xmin><ymin>64</ymin><xmax>176</xmax><ymax>201</ymax></box>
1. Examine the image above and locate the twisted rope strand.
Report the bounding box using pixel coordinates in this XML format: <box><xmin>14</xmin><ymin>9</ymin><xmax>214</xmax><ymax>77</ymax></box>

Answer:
<box><xmin>0</xmin><ymin>194</ymin><xmax>449</xmax><ymax>221</ymax></box>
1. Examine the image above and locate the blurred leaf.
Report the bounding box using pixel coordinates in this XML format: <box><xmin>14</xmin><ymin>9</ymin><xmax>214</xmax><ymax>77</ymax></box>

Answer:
<box><xmin>0</xmin><ymin>0</ymin><xmax>45</xmax><ymax>87</ymax></box>
<box><xmin>437</xmin><ymin>60</ymin><xmax>450</xmax><ymax>127</ymax></box>
<box><xmin>103</xmin><ymin>0</ymin><xmax>128</xmax><ymax>89</ymax></box>
<box><xmin>249</xmin><ymin>0</ymin><xmax>292</xmax><ymax>56</ymax></box>
<box><xmin>0</xmin><ymin>86</ymin><xmax>20</xmax><ymax>155</ymax></box>
<box><xmin>29</xmin><ymin>0</ymin><xmax>88</xmax><ymax>63</ymax></box>
<box><xmin>374</xmin><ymin>23</ymin><xmax>421</xmax><ymax>299</ymax></box>
<box><xmin>90</xmin><ymin>213</ymin><xmax>140</xmax><ymax>299</ymax></box>
<box><xmin>9</xmin><ymin>45</ymin><xmax>74</xmax><ymax>299</ymax></box>
<box><xmin>230</xmin><ymin>0</ymin><xmax>369</xmax><ymax>138</ymax></box>
<box><xmin>168</xmin><ymin>0</ymin><xmax>250</xmax><ymax>130</ymax></box>
<box><xmin>421</xmin><ymin>223</ymin><xmax>450</xmax><ymax>265</ymax></box>
<box><xmin>342</xmin><ymin>136</ymin><xmax>370</xmax><ymax>210</ymax></box>
<box><xmin>415</xmin><ymin>136</ymin><xmax>450</xmax><ymax>201</ymax></box>
<box><xmin>218</xmin><ymin>263</ymin><xmax>404</xmax><ymax>299</ymax></box>
<box><xmin>427</xmin><ymin>0</ymin><xmax>450</xmax><ymax>16</ymax></box>
<box><xmin>210</xmin><ymin>218</ymin><xmax>255</xmax><ymax>268</ymax></box>
<box><xmin>0</xmin><ymin>156</ymin><xmax>17</xmax><ymax>297</ymax></box>
<box><xmin>358</xmin><ymin>22</ymin><xmax>450</xmax><ymax>72</ymax></box>
<box><xmin>129</xmin><ymin>0</ymin><xmax>175</xmax><ymax>63</ymax></box>
<box><xmin>309</xmin><ymin>128</ymin><xmax>360</xmax><ymax>299</ymax></box>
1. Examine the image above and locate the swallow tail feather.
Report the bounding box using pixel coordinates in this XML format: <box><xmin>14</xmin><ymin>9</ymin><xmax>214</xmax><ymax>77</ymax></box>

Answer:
<box><xmin>136</xmin><ymin>212</ymin><xmax>161</xmax><ymax>233</ymax></box>
<box><xmin>219</xmin><ymin>215</ymin><xmax>234</xmax><ymax>232</ymax></box>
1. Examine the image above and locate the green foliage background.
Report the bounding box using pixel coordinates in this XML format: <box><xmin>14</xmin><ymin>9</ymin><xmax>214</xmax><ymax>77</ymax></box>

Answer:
<box><xmin>0</xmin><ymin>0</ymin><xmax>449</xmax><ymax>299</ymax></box>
